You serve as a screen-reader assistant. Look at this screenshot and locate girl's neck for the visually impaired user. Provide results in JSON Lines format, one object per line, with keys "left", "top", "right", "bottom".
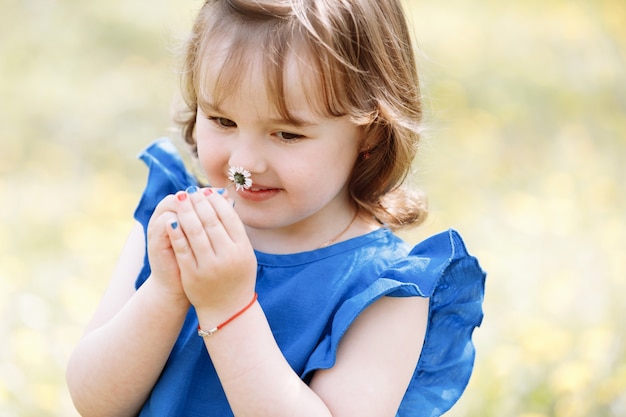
{"left": 247, "top": 209, "right": 381, "bottom": 254}
{"left": 318, "top": 209, "right": 360, "bottom": 249}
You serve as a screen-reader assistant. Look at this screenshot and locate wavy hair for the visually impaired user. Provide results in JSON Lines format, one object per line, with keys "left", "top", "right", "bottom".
{"left": 177, "top": 0, "right": 427, "bottom": 229}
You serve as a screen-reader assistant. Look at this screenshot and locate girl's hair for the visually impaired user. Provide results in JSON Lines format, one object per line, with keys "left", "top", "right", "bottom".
{"left": 177, "top": 0, "right": 427, "bottom": 229}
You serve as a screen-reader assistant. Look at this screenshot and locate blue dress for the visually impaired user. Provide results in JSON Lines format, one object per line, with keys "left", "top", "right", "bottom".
{"left": 134, "top": 138, "right": 486, "bottom": 417}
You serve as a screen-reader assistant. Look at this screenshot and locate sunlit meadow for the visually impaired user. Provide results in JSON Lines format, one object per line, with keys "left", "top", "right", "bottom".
{"left": 1, "top": 0, "right": 624, "bottom": 416}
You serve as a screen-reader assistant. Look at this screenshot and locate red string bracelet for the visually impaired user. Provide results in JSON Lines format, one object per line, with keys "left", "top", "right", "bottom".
{"left": 197, "top": 293, "right": 258, "bottom": 337}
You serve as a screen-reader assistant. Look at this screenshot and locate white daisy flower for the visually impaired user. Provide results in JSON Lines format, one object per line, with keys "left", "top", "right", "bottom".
{"left": 227, "top": 166, "right": 253, "bottom": 191}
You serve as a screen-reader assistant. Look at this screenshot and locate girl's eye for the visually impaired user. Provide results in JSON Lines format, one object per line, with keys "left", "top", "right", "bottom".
{"left": 208, "top": 116, "right": 236, "bottom": 128}
{"left": 276, "top": 131, "right": 303, "bottom": 141}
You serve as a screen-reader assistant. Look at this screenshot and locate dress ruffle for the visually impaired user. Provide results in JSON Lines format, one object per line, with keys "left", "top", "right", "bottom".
{"left": 302, "top": 230, "right": 485, "bottom": 417}
{"left": 133, "top": 138, "right": 197, "bottom": 288}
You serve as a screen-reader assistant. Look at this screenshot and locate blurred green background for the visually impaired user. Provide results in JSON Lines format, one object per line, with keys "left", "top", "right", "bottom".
{"left": 1, "top": 0, "right": 624, "bottom": 416}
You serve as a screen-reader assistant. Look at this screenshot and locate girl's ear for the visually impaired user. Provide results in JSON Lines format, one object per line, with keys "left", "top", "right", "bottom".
{"left": 359, "top": 134, "right": 380, "bottom": 154}
{"left": 360, "top": 146, "right": 371, "bottom": 161}
{"left": 359, "top": 120, "right": 385, "bottom": 153}
{"left": 359, "top": 139, "right": 378, "bottom": 161}
{"left": 359, "top": 140, "right": 375, "bottom": 153}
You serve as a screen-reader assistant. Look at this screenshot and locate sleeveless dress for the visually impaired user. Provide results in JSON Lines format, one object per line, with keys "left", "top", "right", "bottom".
{"left": 133, "top": 138, "right": 486, "bottom": 417}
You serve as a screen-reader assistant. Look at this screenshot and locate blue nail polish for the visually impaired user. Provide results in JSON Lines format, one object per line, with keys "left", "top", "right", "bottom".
{"left": 217, "top": 188, "right": 226, "bottom": 195}
{"left": 171, "top": 221, "right": 179, "bottom": 230}
{"left": 186, "top": 185, "right": 199, "bottom": 193}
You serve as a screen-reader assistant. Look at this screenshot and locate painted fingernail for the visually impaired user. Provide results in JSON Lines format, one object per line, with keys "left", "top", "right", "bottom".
{"left": 203, "top": 188, "right": 213, "bottom": 196}
{"left": 170, "top": 220, "right": 179, "bottom": 230}
{"left": 186, "top": 185, "right": 199, "bottom": 194}
{"left": 176, "top": 191, "right": 187, "bottom": 201}
{"left": 217, "top": 188, "right": 226, "bottom": 195}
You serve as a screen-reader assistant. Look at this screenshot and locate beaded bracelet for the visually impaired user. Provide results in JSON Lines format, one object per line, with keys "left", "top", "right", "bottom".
{"left": 197, "top": 293, "right": 259, "bottom": 337}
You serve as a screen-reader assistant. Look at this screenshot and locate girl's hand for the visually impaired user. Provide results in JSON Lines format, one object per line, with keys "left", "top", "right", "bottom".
{"left": 146, "top": 195, "right": 188, "bottom": 303}
{"left": 167, "top": 187, "right": 257, "bottom": 316}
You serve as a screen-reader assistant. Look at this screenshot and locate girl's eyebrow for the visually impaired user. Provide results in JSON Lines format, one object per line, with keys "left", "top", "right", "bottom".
{"left": 267, "top": 115, "right": 317, "bottom": 128}
{"left": 198, "top": 99, "right": 222, "bottom": 114}
{"left": 199, "top": 98, "right": 317, "bottom": 128}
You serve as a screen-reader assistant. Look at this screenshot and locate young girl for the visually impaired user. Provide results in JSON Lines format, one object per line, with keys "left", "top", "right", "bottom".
{"left": 66, "top": 0, "right": 485, "bottom": 416}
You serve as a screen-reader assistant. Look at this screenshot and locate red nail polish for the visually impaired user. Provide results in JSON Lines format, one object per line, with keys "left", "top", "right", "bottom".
{"left": 176, "top": 192, "right": 187, "bottom": 201}
{"left": 203, "top": 188, "right": 213, "bottom": 196}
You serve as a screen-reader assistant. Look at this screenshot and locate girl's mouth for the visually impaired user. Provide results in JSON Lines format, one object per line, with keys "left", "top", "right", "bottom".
{"left": 238, "top": 186, "right": 281, "bottom": 202}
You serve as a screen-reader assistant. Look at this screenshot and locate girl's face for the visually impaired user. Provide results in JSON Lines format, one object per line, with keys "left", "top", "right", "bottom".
{"left": 195, "top": 51, "right": 364, "bottom": 252}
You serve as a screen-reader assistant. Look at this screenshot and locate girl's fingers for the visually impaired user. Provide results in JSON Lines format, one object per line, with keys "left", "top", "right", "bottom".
{"left": 187, "top": 188, "right": 234, "bottom": 249}
{"left": 170, "top": 186, "right": 244, "bottom": 263}
{"left": 150, "top": 193, "right": 178, "bottom": 222}
{"left": 171, "top": 189, "right": 214, "bottom": 262}
{"left": 166, "top": 216, "right": 197, "bottom": 266}
{"left": 206, "top": 190, "right": 247, "bottom": 243}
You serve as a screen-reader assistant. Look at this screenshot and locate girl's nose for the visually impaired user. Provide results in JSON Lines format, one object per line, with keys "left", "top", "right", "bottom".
{"left": 228, "top": 135, "right": 267, "bottom": 175}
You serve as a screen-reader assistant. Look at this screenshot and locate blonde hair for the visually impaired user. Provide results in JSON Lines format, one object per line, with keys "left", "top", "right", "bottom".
{"left": 177, "top": 0, "right": 427, "bottom": 229}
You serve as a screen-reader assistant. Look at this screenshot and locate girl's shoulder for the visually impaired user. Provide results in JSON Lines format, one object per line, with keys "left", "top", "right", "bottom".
{"left": 296, "top": 228, "right": 486, "bottom": 417}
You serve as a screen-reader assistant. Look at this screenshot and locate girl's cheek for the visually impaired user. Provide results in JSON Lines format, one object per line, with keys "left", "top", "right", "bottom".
{"left": 198, "top": 158, "right": 228, "bottom": 187}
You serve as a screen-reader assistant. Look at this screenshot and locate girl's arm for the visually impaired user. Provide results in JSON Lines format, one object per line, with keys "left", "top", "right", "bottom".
{"left": 66, "top": 221, "right": 190, "bottom": 417}
{"left": 309, "top": 295, "right": 429, "bottom": 416}
{"left": 197, "top": 293, "right": 427, "bottom": 417}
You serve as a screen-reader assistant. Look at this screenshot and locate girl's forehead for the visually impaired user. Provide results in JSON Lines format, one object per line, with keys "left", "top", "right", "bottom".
{"left": 198, "top": 40, "right": 328, "bottom": 117}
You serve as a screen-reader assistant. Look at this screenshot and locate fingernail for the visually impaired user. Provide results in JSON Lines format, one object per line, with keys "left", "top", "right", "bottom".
{"left": 186, "top": 185, "right": 199, "bottom": 194}
{"left": 203, "top": 188, "right": 213, "bottom": 196}
{"left": 176, "top": 191, "right": 187, "bottom": 201}
{"left": 217, "top": 188, "right": 226, "bottom": 195}
{"left": 170, "top": 220, "right": 179, "bottom": 230}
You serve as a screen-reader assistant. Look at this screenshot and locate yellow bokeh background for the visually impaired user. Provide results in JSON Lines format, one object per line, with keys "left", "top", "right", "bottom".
{"left": 1, "top": 0, "right": 624, "bottom": 416}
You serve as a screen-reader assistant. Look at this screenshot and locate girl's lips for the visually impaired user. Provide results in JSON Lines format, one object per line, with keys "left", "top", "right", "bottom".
{"left": 237, "top": 186, "right": 281, "bottom": 202}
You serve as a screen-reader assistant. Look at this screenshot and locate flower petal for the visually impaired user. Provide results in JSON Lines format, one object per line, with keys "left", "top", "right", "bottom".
{"left": 227, "top": 166, "right": 252, "bottom": 190}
